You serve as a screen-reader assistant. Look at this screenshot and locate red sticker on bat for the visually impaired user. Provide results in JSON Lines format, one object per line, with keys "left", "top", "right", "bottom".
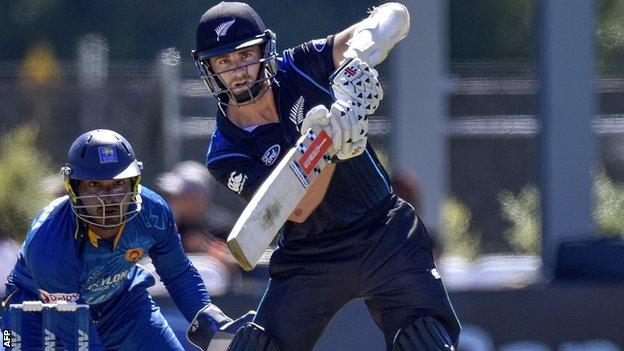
{"left": 297, "top": 130, "right": 331, "bottom": 175}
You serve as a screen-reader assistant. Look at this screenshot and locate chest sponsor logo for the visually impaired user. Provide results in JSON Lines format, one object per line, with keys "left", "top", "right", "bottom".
{"left": 289, "top": 95, "right": 305, "bottom": 131}
{"left": 261, "top": 144, "right": 281, "bottom": 166}
{"left": 86, "top": 269, "right": 130, "bottom": 292}
{"left": 39, "top": 289, "right": 80, "bottom": 303}
{"left": 125, "top": 247, "right": 144, "bottom": 262}
{"left": 228, "top": 171, "right": 247, "bottom": 194}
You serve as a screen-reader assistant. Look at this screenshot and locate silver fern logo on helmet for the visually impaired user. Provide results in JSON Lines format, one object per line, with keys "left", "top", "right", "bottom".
{"left": 215, "top": 19, "right": 235, "bottom": 41}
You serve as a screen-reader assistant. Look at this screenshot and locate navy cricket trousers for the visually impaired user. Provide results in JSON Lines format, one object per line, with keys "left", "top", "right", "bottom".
{"left": 254, "top": 197, "right": 461, "bottom": 350}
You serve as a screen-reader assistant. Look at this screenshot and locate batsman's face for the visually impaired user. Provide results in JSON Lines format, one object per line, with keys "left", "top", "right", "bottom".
{"left": 76, "top": 179, "right": 132, "bottom": 227}
{"left": 209, "top": 45, "right": 263, "bottom": 95}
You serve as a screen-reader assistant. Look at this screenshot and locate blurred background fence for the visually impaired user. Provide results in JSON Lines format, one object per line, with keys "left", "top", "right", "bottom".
{"left": 3, "top": 55, "right": 624, "bottom": 253}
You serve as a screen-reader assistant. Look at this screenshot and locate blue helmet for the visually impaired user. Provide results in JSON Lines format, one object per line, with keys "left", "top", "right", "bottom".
{"left": 62, "top": 129, "right": 143, "bottom": 228}
{"left": 64, "top": 129, "right": 142, "bottom": 180}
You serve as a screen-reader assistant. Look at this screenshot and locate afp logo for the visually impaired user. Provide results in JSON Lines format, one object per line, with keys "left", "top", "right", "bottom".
{"left": 261, "top": 145, "right": 281, "bottom": 166}
{"left": 3, "top": 329, "right": 15, "bottom": 349}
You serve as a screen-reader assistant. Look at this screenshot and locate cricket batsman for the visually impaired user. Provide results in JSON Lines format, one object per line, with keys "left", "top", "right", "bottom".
{"left": 1, "top": 129, "right": 250, "bottom": 350}
{"left": 192, "top": 2, "right": 461, "bottom": 350}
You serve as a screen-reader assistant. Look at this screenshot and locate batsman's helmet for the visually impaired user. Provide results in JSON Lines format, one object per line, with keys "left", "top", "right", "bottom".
{"left": 62, "top": 129, "right": 143, "bottom": 228}
{"left": 192, "top": 2, "right": 277, "bottom": 106}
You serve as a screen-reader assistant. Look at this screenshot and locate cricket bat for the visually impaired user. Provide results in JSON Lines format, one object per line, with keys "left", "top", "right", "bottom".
{"left": 227, "top": 126, "right": 335, "bottom": 271}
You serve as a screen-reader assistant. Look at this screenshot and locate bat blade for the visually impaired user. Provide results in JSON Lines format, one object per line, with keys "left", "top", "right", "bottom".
{"left": 227, "top": 128, "right": 334, "bottom": 271}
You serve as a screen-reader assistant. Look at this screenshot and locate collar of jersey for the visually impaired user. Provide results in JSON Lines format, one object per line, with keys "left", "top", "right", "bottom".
{"left": 216, "top": 79, "right": 284, "bottom": 143}
{"left": 86, "top": 223, "right": 125, "bottom": 249}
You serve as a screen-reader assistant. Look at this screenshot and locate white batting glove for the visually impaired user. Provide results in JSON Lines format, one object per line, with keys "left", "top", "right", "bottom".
{"left": 331, "top": 57, "right": 383, "bottom": 116}
{"left": 301, "top": 105, "right": 331, "bottom": 136}
{"left": 301, "top": 102, "right": 368, "bottom": 161}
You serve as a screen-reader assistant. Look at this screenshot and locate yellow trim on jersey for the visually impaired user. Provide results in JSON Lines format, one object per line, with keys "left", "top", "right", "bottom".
{"left": 87, "top": 223, "right": 126, "bottom": 249}
{"left": 87, "top": 229, "right": 99, "bottom": 247}
{"left": 112, "top": 223, "right": 125, "bottom": 249}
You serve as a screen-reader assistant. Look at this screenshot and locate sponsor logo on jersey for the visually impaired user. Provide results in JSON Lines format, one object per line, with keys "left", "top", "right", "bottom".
{"left": 125, "top": 247, "right": 144, "bottom": 262}
{"left": 86, "top": 270, "right": 130, "bottom": 292}
{"left": 261, "top": 144, "right": 281, "bottom": 166}
{"left": 227, "top": 171, "right": 247, "bottom": 194}
{"left": 289, "top": 96, "right": 305, "bottom": 131}
{"left": 98, "top": 145, "right": 118, "bottom": 164}
{"left": 39, "top": 290, "right": 80, "bottom": 303}
{"left": 311, "top": 39, "right": 326, "bottom": 52}
{"left": 215, "top": 19, "right": 235, "bottom": 41}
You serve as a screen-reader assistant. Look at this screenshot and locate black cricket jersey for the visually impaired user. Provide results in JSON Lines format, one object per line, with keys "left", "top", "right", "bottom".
{"left": 205, "top": 36, "right": 393, "bottom": 242}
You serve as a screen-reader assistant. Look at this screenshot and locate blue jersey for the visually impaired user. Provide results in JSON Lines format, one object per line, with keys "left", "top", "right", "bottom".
{"left": 7, "top": 186, "right": 210, "bottom": 348}
{"left": 206, "top": 36, "right": 393, "bottom": 241}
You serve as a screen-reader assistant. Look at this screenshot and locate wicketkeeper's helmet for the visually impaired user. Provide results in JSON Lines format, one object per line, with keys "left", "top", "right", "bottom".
{"left": 62, "top": 129, "right": 143, "bottom": 228}
{"left": 192, "top": 2, "right": 277, "bottom": 106}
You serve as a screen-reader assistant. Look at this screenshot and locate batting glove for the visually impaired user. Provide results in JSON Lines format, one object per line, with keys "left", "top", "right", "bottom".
{"left": 301, "top": 101, "right": 367, "bottom": 161}
{"left": 331, "top": 57, "right": 383, "bottom": 116}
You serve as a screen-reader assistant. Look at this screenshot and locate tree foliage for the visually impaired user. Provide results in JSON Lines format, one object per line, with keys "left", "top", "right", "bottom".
{"left": 498, "top": 185, "right": 541, "bottom": 254}
{"left": 0, "top": 124, "right": 56, "bottom": 242}
{"left": 598, "top": 0, "right": 624, "bottom": 65}
{"left": 594, "top": 168, "right": 624, "bottom": 235}
{"left": 441, "top": 197, "right": 481, "bottom": 260}
{"left": 497, "top": 169, "right": 624, "bottom": 255}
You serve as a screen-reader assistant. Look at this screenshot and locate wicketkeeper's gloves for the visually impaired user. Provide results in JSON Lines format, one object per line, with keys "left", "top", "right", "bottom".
{"left": 187, "top": 303, "right": 256, "bottom": 351}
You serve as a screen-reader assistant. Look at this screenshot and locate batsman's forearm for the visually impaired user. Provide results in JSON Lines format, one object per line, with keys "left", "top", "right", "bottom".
{"left": 288, "top": 163, "right": 336, "bottom": 223}
{"left": 333, "top": 25, "right": 356, "bottom": 68}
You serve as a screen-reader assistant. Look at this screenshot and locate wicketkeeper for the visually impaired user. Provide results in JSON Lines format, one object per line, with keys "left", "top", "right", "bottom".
{"left": 2, "top": 129, "right": 251, "bottom": 350}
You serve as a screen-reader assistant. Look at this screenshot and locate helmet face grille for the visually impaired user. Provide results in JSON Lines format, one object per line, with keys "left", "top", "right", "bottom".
{"left": 71, "top": 192, "right": 142, "bottom": 228}
{"left": 193, "top": 30, "right": 278, "bottom": 106}
{"left": 63, "top": 129, "right": 144, "bottom": 228}
{"left": 193, "top": 3, "right": 278, "bottom": 106}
